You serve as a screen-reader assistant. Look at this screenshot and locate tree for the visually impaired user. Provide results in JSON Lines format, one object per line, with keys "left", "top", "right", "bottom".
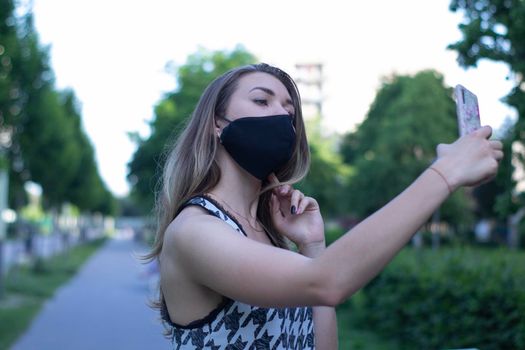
{"left": 1, "top": 2, "right": 114, "bottom": 214}
{"left": 59, "top": 90, "right": 115, "bottom": 215}
{"left": 340, "top": 70, "right": 474, "bottom": 227}
{"left": 296, "top": 115, "right": 351, "bottom": 217}
{"left": 127, "top": 46, "right": 256, "bottom": 212}
{"left": 1, "top": 0, "right": 26, "bottom": 208}
{"left": 448, "top": 0, "right": 525, "bottom": 219}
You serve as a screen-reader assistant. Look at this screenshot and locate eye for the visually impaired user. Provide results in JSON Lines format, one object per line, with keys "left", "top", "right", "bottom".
{"left": 253, "top": 99, "right": 268, "bottom": 106}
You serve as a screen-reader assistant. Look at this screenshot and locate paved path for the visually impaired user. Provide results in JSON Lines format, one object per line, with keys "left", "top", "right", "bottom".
{"left": 11, "top": 234, "right": 170, "bottom": 350}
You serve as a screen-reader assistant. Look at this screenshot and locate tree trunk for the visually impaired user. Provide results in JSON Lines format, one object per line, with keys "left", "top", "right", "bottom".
{"left": 508, "top": 208, "right": 525, "bottom": 249}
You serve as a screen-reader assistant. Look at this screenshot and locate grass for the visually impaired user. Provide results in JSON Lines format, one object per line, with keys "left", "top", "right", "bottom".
{"left": 0, "top": 237, "right": 107, "bottom": 350}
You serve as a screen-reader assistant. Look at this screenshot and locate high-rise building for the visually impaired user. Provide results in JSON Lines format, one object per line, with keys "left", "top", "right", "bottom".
{"left": 294, "top": 63, "right": 323, "bottom": 119}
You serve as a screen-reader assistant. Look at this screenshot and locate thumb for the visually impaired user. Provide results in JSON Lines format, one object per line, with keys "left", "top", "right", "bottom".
{"left": 436, "top": 143, "right": 452, "bottom": 157}
{"left": 471, "top": 125, "right": 492, "bottom": 139}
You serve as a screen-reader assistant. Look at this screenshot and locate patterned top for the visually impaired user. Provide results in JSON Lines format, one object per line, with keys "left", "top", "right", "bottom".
{"left": 162, "top": 195, "right": 315, "bottom": 349}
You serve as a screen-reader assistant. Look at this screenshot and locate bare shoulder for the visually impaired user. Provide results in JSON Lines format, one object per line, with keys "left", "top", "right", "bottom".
{"left": 162, "top": 205, "right": 238, "bottom": 257}
{"left": 160, "top": 203, "right": 323, "bottom": 308}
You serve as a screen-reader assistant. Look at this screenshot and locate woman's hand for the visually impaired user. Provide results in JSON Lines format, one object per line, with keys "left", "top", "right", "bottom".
{"left": 432, "top": 126, "right": 503, "bottom": 191}
{"left": 268, "top": 174, "right": 325, "bottom": 256}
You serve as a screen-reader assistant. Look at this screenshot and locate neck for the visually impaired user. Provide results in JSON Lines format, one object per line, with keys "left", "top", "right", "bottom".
{"left": 209, "top": 149, "right": 262, "bottom": 220}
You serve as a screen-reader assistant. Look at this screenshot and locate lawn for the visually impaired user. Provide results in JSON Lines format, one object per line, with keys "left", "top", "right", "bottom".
{"left": 0, "top": 237, "right": 106, "bottom": 350}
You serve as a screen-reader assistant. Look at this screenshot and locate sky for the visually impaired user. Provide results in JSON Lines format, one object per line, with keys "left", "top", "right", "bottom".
{"left": 30, "top": 0, "right": 517, "bottom": 197}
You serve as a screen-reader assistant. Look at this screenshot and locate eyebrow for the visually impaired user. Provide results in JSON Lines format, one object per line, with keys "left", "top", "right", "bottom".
{"left": 249, "top": 86, "right": 294, "bottom": 105}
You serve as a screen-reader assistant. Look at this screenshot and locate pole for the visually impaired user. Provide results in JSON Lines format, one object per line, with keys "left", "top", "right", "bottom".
{"left": 0, "top": 166, "right": 9, "bottom": 299}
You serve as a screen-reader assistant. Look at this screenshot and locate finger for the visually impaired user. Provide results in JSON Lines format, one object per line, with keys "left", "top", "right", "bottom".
{"left": 268, "top": 173, "right": 285, "bottom": 195}
{"left": 290, "top": 190, "right": 304, "bottom": 215}
{"left": 436, "top": 143, "right": 452, "bottom": 157}
{"left": 494, "top": 150, "right": 504, "bottom": 161}
{"left": 472, "top": 125, "right": 492, "bottom": 139}
{"left": 268, "top": 174, "right": 291, "bottom": 196}
{"left": 297, "top": 196, "right": 317, "bottom": 215}
{"left": 490, "top": 140, "right": 503, "bottom": 151}
{"left": 270, "top": 193, "right": 284, "bottom": 219}
{"left": 277, "top": 184, "right": 293, "bottom": 196}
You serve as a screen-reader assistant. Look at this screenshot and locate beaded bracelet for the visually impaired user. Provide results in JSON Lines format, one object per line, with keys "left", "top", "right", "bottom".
{"left": 429, "top": 166, "right": 453, "bottom": 195}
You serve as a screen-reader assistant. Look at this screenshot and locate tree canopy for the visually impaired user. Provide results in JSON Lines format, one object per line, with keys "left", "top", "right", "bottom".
{"left": 127, "top": 46, "right": 256, "bottom": 212}
{"left": 0, "top": 0, "right": 115, "bottom": 215}
{"left": 340, "top": 70, "right": 474, "bottom": 224}
{"left": 296, "top": 115, "right": 351, "bottom": 217}
{"left": 448, "top": 0, "right": 525, "bottom": 217}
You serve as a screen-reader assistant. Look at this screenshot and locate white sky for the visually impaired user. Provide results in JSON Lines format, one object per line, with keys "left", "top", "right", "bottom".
{"left": 31, "top": 0, "right": 517, "bottom": 197}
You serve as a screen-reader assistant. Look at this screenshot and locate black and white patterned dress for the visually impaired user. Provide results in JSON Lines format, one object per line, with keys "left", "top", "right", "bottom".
{"left": 162, "top": 196, "right": 315, "bottom": 349}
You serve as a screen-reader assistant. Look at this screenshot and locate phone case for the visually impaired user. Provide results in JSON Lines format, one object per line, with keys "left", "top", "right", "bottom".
{"left": 454, "top": 84, "right": 481, "bottom": 137}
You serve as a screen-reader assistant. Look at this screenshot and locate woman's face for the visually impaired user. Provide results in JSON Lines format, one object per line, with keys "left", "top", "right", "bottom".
{"left": 224, "top": 72, "right": 295, "bottom": 120}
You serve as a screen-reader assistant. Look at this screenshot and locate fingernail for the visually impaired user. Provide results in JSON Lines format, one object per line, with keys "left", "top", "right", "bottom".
{"left": 291, "top": 206, "right": 296, "bottom": 215}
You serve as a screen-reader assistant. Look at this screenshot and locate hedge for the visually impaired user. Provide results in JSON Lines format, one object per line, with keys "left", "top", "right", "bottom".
{"left": 359, "top": 247, "right": 525, "bottom": 350}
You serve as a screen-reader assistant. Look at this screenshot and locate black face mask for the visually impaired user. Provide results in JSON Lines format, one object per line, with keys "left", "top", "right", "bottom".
{"left": 219, "top": 114, "right": 296, "bottom": 180}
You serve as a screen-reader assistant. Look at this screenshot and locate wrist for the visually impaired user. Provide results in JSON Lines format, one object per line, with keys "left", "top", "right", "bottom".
{"left": 298, "top": 240, "right": 326, "bottom": 258}
{"left": 429, "top": 159, "right": 460, "bottom": 193}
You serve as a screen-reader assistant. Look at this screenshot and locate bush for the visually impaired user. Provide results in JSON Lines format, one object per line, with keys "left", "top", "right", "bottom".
{"left": 360, "top": 247, "right": 525, "bottom": 350}
{"left": 325, "top": 225, "right": 345, "bottom": 246}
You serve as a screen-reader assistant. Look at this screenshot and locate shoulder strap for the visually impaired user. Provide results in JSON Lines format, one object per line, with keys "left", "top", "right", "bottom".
{"left": 182, "top": 195, "right": 247, "bottom": 237}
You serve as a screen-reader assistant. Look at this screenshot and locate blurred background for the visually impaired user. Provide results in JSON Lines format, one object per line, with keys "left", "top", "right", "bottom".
{"left": 0, "top": 0, "right": 524, "bottom": 349}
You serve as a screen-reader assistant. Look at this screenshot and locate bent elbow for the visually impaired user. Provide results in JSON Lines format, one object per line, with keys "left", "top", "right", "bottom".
{"left": 318, "top": 289, "right": 344, "bottom": 307}
{"left": 313, "top": 276, "right": 347, "bottom": 307}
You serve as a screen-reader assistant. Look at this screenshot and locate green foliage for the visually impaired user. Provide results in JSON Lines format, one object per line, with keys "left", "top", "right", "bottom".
{"left": 336, "top": 292, "right": 402, "bottom": 350}
{"left": 494, "top": 127, "right": 520, "bottom": 219}
{"left": 20, "top": 87, "right": 81, "bottom": 206}
{"left": 360, "top": 247, "right": 525, "bottom": 349}
{"left": 127, "top": 46, "right": 256, "bottom": 212}
{"left": 449, "top": 0, "right": 525, "bottom": 217}
{"left": 341, "top": 70, "right": 473, "bottom": 224}
{"left": 336, "top": 302, "right": 401, "bottom": 349}
{"left": 296, "top": 116, "right": 352, "bottom": 217}
{"left": 0, "top": 2, "right": 114, "bottom": 214}
{"left": 324, "top": 225, "right": 345, "bottom": 246}
{"left": 0, "top": 299, "right": 40, "bottom": 350}
{"left": 520, "top": 217, "right": 525, "bottom": 249}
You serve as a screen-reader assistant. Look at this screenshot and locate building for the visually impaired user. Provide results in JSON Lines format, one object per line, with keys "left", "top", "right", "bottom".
{"left": 294, "top": 63, "right": 324, "bottom": 119}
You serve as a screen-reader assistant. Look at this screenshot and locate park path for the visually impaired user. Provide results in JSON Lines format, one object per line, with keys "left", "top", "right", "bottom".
{"left": 11, "top": 232, "right": 171, "bottom": 350}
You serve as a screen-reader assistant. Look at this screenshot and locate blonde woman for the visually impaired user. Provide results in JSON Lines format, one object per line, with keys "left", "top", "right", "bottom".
{"left": 148, "top": 63, "right": 502, "bottom": 349}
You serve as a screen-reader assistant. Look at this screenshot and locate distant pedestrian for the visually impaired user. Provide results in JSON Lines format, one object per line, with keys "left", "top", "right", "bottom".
{"left": 21, "top": 221, "right": 34, "bottom": 257}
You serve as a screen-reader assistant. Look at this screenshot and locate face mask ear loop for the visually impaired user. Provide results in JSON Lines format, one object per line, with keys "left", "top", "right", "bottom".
{"left": 219, "top": 116, "right": 233, "bottom": 123}
{"left": 215, "top": 116, "right": 232, "bottom": 144}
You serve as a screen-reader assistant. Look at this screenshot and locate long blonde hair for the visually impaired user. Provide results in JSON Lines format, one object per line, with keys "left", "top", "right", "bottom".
{"left": 146, "top": 63, "right": 310, "bottom": 261}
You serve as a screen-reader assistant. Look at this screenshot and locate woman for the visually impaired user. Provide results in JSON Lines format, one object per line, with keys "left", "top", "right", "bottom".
{"left": 148, "top": 63, "right": 503, "bottom": 349}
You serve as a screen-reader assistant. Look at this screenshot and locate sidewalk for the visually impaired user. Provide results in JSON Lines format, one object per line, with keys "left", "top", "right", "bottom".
{"left": 11, "top": 233, "right": 170, "bottom": 350}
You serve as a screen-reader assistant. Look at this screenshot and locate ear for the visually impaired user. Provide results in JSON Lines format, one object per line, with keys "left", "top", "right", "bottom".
{"left": 214, "top": 117, "right": 222, "bottom": 139}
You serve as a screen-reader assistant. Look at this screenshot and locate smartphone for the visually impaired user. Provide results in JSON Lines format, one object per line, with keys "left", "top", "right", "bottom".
{"left": 454, "top": 84, "right": 481, "bottom": 137}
